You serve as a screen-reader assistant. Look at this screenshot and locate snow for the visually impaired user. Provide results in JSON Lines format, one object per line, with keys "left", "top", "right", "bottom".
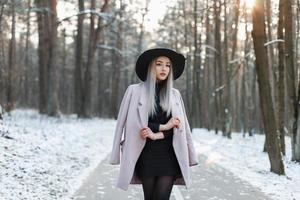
{"left": 192, "top": 128, "right": 300, "bottom": 200}
{"left": 0, "top": 109, "right": 115, "bottom": 200}
{"left": 0, "top": 109, "right": 299, "bottom": 200}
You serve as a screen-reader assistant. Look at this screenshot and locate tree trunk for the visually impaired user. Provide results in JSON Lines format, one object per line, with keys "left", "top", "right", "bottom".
{"left": 24, "top": 0, "right": 32, "bottom": 107}
{"left": 111, "top": 0, "right": 123, "bottom": 119}
{"left": 223, "top": 0, "right": 231, "bottom": 138}
{"left": 0, "top": 3, "right": 4, "bottom": 103}
{"left": 266, "top": 0, "right": 275, "bottom": 88}
{"left": 214, "top": 0, "right": 222, "bottom": 134}
{"left": 60, "top": 29, "right": 67, "bottom": 113}
{"left": 283, "top": 0, "right": 300, "bottom": 162}
{"left": 47, "top": 0, "right": 60, "bottom": 116}
{"left": 74, "top": 0, "right": 84, "bottom": 116}
{"left": 97, "top": 30, "right": 105, "bottom": 116}
{"left": 81, "top": 0, "right": 109, "bottom": 118}
{"left": 7, "top": 0, "right": 17, "bottom": 112}
{"left": 201, "top": 0, "right": 210, "bottom": 129}
{"left": 130, "top": 2, "right": 149, "bottom": 84}
{"left": 191, "top": 0, "right": 201, "bottom": 128}
{"left": 277, "top": 0, "right": 286, "bottom": 155}
{"left": 251, "top": 0, "right": 285, "bottom": 174}
{"left": 82, "top": 0, "right": 96, "bottom": 117}
{"left": 36, "top": 0, "right": 48, "bottom": 114}
{"left": 35, "top": 0, "right": 60, "bottom": 116}
{"left": 232, "top": 0, "right": 243, "bottom": 133}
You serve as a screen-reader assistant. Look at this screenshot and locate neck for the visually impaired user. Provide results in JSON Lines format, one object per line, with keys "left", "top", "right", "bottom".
{"left": 156, "top": 80, "right": 164, "bottom": 85}
{"left": 155, "top": 81, "right": 162, "bottom": 92}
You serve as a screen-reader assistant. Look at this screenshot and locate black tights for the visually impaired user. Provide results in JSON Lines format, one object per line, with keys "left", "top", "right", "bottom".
{"left": 141, "top": 175, "right": 175, "bottom": 200}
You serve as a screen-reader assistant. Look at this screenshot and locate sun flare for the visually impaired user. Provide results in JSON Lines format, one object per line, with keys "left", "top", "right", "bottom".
{"left": 243, "top": 0, "right": 256, "bottom": 9}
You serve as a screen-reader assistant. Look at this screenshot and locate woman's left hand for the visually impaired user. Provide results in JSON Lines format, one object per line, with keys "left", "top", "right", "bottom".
{"left": 140, "top": 127, "right": 156, "bottom": 140}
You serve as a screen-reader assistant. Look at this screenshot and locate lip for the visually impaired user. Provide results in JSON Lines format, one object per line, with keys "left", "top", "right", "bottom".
{"left": 160, "top": 73, "right": 166, "bottom": 76}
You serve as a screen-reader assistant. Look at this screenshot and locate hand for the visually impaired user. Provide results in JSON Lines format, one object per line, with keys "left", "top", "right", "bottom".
{"left": 165, "top": 117, "right": 180, "bottom": 130}
{"left": 140, "top": 127, "right": 156, "bottom": 140}
{"left": 140, "top": 128, "right": 148, "bottom": 139}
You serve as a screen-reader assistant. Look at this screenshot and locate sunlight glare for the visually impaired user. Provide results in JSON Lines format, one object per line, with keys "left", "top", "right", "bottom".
{"left": 144, "top": 0, "right": 175, "bottom": 32}
{"left": 243, "top": 0, "right": 256, "bottom": 9}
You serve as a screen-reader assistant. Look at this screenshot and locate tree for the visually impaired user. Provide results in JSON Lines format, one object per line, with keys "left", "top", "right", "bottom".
{"left": 213, "top": 0, "right": 222, "bottom": 135}
{"left": 75, "top": 0, "right": 110, "bottom": 118}
{"left": 74, "top": 0, "right": 85, "bottom": 117}
{"left": 251, "top": 0, "right": 284, "bottom": 174}
{"left": 7, "top": 0, "right": 17, "bottom": 112}
{"left": 283, "top": 0, "right": 300, "bottom": 162}
{"left": 35, "top": 0, "right": 60, "bottom": 116}
{"left": 110, "top": 0, "right": 123, "bottom": 119}
{"left": 277, "top": 0, "right": 286, "bottom": 156}
{"left": 23, "top": 0, "right": 32, "bottom": 106}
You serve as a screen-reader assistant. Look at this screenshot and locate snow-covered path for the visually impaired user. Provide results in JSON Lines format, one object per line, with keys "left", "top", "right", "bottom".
{"left": 72, "top": 153, "right": 272, "bottom": 200}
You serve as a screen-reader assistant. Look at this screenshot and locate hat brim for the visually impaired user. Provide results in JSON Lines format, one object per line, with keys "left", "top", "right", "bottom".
{"left": 135, "top": 48, "right": 186, "bottom": 82}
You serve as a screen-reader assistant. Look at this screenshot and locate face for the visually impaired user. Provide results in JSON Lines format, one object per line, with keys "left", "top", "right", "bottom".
{"left": 153, "top": 56, "right": 171, "bottom": 82}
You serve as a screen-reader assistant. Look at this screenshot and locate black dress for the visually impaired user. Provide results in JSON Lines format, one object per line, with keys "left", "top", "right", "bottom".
{"left": 135, "top": 83, "right": 182, "bottom": 178}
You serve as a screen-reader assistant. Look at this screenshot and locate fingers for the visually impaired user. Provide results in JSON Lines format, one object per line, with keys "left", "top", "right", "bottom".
{"left": 173, "top": 117, "right": 180, "bottom": 128}
{"left": 140, "top": 128, "right": 149, "bottom": 139}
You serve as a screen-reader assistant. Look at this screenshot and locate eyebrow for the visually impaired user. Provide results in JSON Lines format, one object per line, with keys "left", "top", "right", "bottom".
{"left": 156, "top": 60, "right": 171, "bottom": 64}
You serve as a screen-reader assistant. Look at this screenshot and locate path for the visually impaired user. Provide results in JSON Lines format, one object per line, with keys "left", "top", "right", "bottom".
{"left": 72, "top": 154, "right": 273, "bottom": 200}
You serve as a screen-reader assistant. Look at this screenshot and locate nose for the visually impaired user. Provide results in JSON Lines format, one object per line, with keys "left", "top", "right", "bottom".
{"left": 162, "top": 64, "right": 168, "bottom": 70}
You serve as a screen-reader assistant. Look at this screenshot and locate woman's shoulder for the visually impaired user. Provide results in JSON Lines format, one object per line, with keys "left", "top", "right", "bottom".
{"left": 171, "top": 87, "right": 181, "bottom": 96}
{"left": 123, "top": 83, "right": 144, "bottom": 96}
{"left": 127, "top": 83, "right": 142, "bottom": 90}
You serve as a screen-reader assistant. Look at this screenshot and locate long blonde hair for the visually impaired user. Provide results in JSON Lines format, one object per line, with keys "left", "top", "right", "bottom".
{"left": 145, "top": 57, "right": 174, "bottom": 118}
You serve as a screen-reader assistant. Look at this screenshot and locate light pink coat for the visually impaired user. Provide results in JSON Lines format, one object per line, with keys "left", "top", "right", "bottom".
{"left": 109, "top": 82, "right": 199, "bottom": 191}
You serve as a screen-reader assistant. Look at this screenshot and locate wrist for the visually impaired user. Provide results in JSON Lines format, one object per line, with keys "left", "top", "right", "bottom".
{"left": 161, "top": 124, "right": 168, "bottom": 131}
{"left": 153, "top": 133, "right": 157, "bottom": 140}
{"left": 158, "top": 132, "right": 164, "bottom": 139}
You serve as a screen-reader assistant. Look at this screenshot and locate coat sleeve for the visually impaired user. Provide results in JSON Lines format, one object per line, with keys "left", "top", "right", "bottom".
{"left": 177, "top": 90, "right": 199, "bottom": 166}
{"left": 109, "top": 85, "right": 133, "bottom": 165}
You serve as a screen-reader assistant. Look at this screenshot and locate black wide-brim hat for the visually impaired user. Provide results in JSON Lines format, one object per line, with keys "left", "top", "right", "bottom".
{"left": 135, "top": 48, "right": 186, "bottom": 82}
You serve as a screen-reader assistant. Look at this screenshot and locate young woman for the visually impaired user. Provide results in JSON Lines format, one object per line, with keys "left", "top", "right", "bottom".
{"left": 109, "top": 48, "right": 199, "bottom": 200}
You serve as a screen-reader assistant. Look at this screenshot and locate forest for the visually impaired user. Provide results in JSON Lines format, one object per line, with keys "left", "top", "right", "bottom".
{"left": 0, "top": 0, "right": 300, "bottom": 183}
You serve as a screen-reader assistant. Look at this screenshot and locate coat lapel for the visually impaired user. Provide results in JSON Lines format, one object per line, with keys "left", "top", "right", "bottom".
{"left": 138, "top": 83, "right": 148, "bottom": 127}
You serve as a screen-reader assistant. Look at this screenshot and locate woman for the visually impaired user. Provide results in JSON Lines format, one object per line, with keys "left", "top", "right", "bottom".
{"left": 109, "top": 48, "right": 199, "bottom": 200}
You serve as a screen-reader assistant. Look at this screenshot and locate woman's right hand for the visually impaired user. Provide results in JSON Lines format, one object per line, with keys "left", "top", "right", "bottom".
{"left": 140, "top": 127, "right": 157, "bottom": 140}
{"left": 140, "top": 127, "right": 149, "bottom": 139}
{"left": 164, "top": 117, "right": 180, "bottom": 130}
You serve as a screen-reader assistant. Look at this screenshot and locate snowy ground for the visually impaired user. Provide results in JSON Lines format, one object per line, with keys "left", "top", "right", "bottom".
{"left": 0, "top": 109, "right": 115, "bottom": 200}
{"left": 0, "top": 109, "right": 299, "bottom": 200}
{"left": 192, "top": 129, "right": 300, "bottom": 200}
